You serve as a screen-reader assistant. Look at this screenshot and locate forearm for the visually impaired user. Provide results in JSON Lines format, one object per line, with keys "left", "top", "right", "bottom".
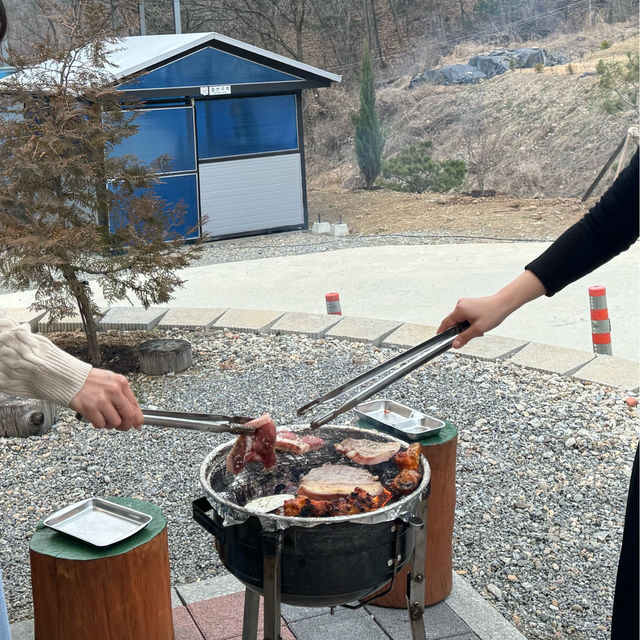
{"left": 0, "top": 309, "right": 91, "bottom": 405}
{"left": 495, "top": 269, "right": 547, "bottom": 315}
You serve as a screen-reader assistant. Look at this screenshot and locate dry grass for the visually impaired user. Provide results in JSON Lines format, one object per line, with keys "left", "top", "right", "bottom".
{"left": 305, "top": 19, "right": 639, "bottom": 198}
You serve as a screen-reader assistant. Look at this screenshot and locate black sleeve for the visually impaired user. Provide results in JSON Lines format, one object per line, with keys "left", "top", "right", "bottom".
{"left": 525, "top": 149, "right": 639, "bottom": 296}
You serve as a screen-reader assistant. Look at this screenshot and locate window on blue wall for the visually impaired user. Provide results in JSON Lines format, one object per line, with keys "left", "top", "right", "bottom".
{"left": 109, "top": 107, "right": 196, "bottom": 173}
{"left": 196, "top": 94, "right": 297, "bottom": 160}
{"left": 118, "top": 47, "right": 300, "bottom": 91}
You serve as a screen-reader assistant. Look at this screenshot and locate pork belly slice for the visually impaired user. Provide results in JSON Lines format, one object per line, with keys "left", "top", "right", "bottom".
{"left": 334, "top": 437, "right": 401, "bottom": 466}
{"left": 226, "top": 413, "right": 277, "bottom": 475}
{"left": 275, "top": 430, "right": 325, "bottom": 455}
{"left": 298, "top": 463, "right": 383, "bottom": 501}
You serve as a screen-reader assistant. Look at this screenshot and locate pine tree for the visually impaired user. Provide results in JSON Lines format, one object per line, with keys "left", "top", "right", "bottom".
{"left": 352, "top": 40, "right": 385, "bottom": 189}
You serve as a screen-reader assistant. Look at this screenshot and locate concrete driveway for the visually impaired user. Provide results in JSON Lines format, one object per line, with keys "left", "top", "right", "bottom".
{"left": 1, "top": 242, "right": 638, "bottom": 360}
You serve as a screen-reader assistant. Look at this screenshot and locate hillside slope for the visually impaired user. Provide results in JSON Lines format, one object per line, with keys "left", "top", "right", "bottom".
{"left": 305, "top": 20, "right": 638, "bottom": 199}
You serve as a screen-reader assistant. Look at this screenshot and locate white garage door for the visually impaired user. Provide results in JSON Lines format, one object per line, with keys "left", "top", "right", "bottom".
{"left": 199, "top": 154, "right": 304, "bottom": 238}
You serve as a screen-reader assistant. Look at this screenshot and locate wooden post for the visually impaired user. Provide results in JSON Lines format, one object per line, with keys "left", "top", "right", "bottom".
{"left": 368, "top": 421, "right": 458, "bottom": 607}
{"left": 138, "top": 338, "right": 192, "bottom": 375}
{"left": 30, "top": 497, "right": 174, "bottom": 640}
{"left": 0, "top": 392, "right": 57, "bottom": 438}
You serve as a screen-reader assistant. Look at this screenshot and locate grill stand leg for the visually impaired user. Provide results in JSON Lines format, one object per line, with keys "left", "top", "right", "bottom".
{"left": 242, "top": 587, "right": 260, "bottom": 640}
{"left": 262, "top": 530, "right": 283, "bottom": 640}
{"left": 406, "top": 497, "right": 429, "bottom": 640}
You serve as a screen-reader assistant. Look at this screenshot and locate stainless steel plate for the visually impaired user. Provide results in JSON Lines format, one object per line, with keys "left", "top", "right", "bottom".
{"left": 354, "top": 399, "right": 445, "bottom": 441}
{"left": 43, "top": 498, "right": 152, "bottom": 547}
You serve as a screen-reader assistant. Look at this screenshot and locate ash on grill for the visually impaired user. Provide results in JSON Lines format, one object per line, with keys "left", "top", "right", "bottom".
{"left": 210, "top": 426, "right": 419, "bottom": 516}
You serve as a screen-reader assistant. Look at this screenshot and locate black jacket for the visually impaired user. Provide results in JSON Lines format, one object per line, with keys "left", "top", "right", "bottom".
{"left": 526, "top": 149, "right": 639, "bottom": 296}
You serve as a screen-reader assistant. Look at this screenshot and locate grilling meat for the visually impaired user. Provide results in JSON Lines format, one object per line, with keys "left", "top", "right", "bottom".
{"left": 394, "top": 443, "right": 421, "bottom": 471}
{"left": 225, "top": 413, "right": 277, "bottom": 475}
{"left": 388, "top": 469, "right": 422, "bottom": 496}
{"left": 284, "top": 488, "right": 390, "bottom": 517}
{"left": 275, "top": 430, "right": 325, "bottom": 455}
{"left": 334, "top": 437, "right": 401, "bottom": 466}
{"left": 298, "top": 463, "right": 383, "bottom": 501}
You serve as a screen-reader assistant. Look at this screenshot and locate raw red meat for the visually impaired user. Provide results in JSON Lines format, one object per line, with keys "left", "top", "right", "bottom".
{"left": 298, "top": 463, "right": 383, "bottom": 501}
{"left": 334, "top": 437, "right": 401, "bottom": 466}
{"left": 225, "top": 413, "right": 277, "bottom": 475}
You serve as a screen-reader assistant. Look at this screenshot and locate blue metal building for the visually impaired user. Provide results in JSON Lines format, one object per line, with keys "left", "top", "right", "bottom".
{"left": 106, "top": 33, "right": 341, "bottom": 240}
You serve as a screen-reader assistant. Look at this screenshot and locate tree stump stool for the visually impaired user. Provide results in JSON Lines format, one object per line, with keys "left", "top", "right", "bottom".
{"left": 0, "top": 392, "right": 57, "bottom": 438}
{"left": 30, "top": 497, "right": 174, "bottom": 640}
{"left": 368, "top": 421, "right": 458, "bottom": 607}
{"left": 138, "top": 338, "right": 192, "bottom": 375}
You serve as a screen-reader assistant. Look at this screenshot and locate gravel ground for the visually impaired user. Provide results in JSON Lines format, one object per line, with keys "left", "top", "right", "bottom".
{"left": 187, "top": 228, "right": 543, "bottom": 268}
{"left": 1, "top": 329, "right": 638, "bottom": 640}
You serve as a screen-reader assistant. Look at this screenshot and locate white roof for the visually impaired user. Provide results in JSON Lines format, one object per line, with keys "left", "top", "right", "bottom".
{"left": 3, "top": 33, "right": 341, "bottom": 89}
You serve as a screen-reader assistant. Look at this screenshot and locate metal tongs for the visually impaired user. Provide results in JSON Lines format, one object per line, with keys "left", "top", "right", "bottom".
{"left": 77, "top": 409, "right": 256, "bottom": 434}
{"left": 140, "top": 409, "right": 256, "bottom": 434}
{"left": 297, "top": 321, "right": 470, "bottom": 429}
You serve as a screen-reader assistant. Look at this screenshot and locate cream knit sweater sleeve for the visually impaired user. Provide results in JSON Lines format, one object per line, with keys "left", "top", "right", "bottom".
{"left": 0, "top": 309, "right": 92, "bottom": 406}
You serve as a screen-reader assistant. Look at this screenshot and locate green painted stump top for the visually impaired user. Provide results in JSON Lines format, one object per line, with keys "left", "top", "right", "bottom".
{"left": 30, "top": 497, "right": 166, "bottom": 561}
{"left": 358, "top": 418, "right": 458, "bottom": 446}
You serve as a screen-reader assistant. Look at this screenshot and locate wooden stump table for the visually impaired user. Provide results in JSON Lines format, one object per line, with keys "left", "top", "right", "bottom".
{"left": 368, "top": 421, "right": 458, "bottom": 608}
{"left": 30, "top": 497, "right": 174, "bottom": 640}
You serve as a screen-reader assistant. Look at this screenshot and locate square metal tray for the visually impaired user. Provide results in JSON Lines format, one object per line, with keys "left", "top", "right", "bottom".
{"left": 43, "top": 498, "right": 152, "bottom": 547}
{"left": 354, "top": 399, "right": 445, "bottom": 441}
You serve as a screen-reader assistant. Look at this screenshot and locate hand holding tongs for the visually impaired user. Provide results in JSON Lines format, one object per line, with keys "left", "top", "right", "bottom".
{"left": 297, "top": 321, "right": 470, "bottom": 429}
{"left": 77, "top": 409, "right": 256, "bottom": 434}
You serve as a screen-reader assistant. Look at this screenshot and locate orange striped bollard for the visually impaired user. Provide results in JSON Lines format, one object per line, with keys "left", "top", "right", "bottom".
{"left": 325, "top": 292, "right": 342, "bottom": 315}
{"left": 589, "top": 285, "right": 612, "bottom": 355}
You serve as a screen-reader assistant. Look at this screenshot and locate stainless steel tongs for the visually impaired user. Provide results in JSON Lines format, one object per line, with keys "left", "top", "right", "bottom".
{"left": 297, "top": 321, "right": 470, "bottom": 429}
{"left": 77, "top": 409, "right": 256, "bottom": 434}
{"left": 140, "top": 409, "right": 256, "bottom": 434}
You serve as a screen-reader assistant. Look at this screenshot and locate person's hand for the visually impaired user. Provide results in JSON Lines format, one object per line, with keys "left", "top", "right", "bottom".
{"left": 69, "top": 368, "right": 144, "bottom": 431}
{"left": 438, "top": 270, "right": 547, "bottom": 349}
{"left": 438, "top": 294, "right": 513, "bottom": 348}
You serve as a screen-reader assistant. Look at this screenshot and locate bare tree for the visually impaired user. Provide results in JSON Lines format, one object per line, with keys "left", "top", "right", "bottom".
{"left": 457, "top": 112, "right": 505, "bottom": 194}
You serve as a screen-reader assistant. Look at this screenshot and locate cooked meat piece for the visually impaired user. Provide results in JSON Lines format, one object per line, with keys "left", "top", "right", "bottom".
{"left": 388, "top": 469, "right": 422, "bottom": 496}
{"left": 298, "top": 463, "right": 383, "bottom": 500}
{"left": 275, "top": 430, "right": 311, "bottom": 455}
{"left": 301, "top": 434, "right": 325, "bottom": 451}
{"left": 334, "top": 437, "right": 401, "bottom": 466}
{"left": 274, "top": 431, "right": 325, "bottom": 454}
{"left": 284, "top": 496, "right": 336, "bottom": 517}
{"left": 394, "top": 443, "right": 421, "bottom": 471}
{"left": 225, "top": 413, "right": 277, "bottom": 475}
{"left": 284, "top": 488, "right": 391, "bottom": 518}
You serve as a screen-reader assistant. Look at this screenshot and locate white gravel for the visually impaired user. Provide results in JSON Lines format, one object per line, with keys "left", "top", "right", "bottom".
{"left": 1, "top": 328, "right": 638, "bottom": 640}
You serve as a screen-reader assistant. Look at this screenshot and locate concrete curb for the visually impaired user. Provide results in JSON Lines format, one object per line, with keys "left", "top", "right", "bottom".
{"left": 16, "top": 305, "right": 637, "bottom": 392}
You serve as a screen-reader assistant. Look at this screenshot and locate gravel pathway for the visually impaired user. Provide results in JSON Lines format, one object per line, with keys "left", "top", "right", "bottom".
{"left": 1, "top": 329, "right": 638, "bottom": 640}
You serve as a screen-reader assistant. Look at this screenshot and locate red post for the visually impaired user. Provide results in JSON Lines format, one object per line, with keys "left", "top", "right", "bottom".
{"left": 325, "top": 292, "right": 342, "bottom": 315}
{"left": 589, "top": 286, "right": 612, "bottom": 355}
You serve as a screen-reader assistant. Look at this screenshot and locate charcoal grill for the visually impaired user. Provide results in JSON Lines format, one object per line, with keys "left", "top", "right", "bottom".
{"left": 193, "top": 425, "right": 431, "bottom": 640}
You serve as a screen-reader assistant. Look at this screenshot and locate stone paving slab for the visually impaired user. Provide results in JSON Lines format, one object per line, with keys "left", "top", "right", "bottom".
{"left": 446, "top": 573, "right": 527, "bottom": 640}
{"left": 37, "top": 312, "right": 87, "bottom": 333}
{"left": 187, "top": 591, "right": 295, "bottom": 640}
{"left": 366, "top": 602, "right": 477, "bottom": 640}
{"left": 268, "top": 311, "right": 342, "bottom": 339}
{"left": 176, "top": 574, "right": 243, "bottom": 604}
{"left": 173, "top": 607, "right": 205, "bottom": 640}
{"left": 157, "top": 307, "right": 227, "bottom": 330}
{"left": 382, "top": 323, "right": 438, "bottom": 348}
{"left": 325, "top": 315, "right": 403, "bottom": 346}
{"left": 572, "top": 355, "right": 640, "bottom": 391}
{"left": 506, "top": 342, "right": 596, "bottom": 375}
{"left": 99, "top": 306, "right": 168, "bottom": 331}
{"left": 287, "top": 607, "right": 386, "bottom": 640}
{"left": 212, "top": 308, "right": 285, "bottom": 334}
{"left": 3, "top": 308, "right": 47, "bottom": 332}
{"left": 458, "top": 335, "right": 528, "bottom": 361}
